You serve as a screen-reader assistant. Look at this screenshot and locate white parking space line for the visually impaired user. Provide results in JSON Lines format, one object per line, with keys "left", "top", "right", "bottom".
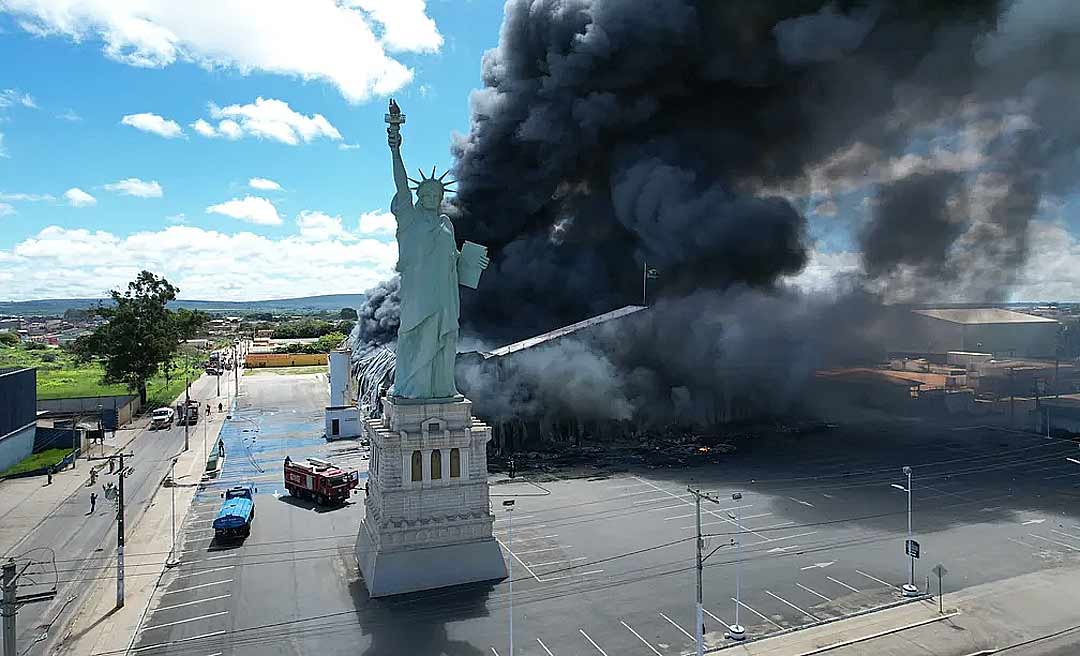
{"left": 642, "top": 503, "right": 693, "bottom": 513}
{"left": 634, "top": 477, "right": 769, "bottom": 539}
{"left": 162, "top": 580, "right": 233, "bottom": 595}
{"left": 796, "top": 583, "right": 831, "bottom": 602}
{"left": 507, "top": 534, "right": 559, "bottom": 544}
{"left": 752, "top": 521, "right": 796, "bottom": 531}
{"left": 530, "top": 557, "right": 587, "bottom": 567}
{"left": 766, "top": 590, "right": 817, "bottom": 620}
{"left": 139, "top": 611, "right": 229, "bottom": 632}
{"left": 657, "top": 611, "right": 694, "bottom": 640}
{"left": 491, "top": 648, "right": 499, "bottom": 656}
{"left": 494, "top": 537, "right": 543, "bottom": 582}
{"left": 788, "top": 497, "right": 815, "bottom": 507}
{"left": 703, "top": 607, "right": 728, "bottom": 627}
{"left": 616, "top": 489, "right": 673, "bottom": 499}
{"left": 153, "top": 594, "right": 231, "bottom": 613}
{"left": 174, "top": 566, "right": 235, "bottom": 580}
{"left": 1041, "top": 471, "right": 1080, "bottom": 481}
{"left": 1050, "top": 530, "right": 1080, "bottom": 542}
{"left": 826, "top": 576, "right": 860, "bottom": 593}
{"left": 681, "top": 512, "right": 771, "bottom": 530}
{"left": 855, "top": 570, "right": 897, "bottom": 589}
{"left": 579, "top": 628, "right": 609, "bottom": 655}
{"left": 131, "top": 631, "right": 227, "bottom": 653}
{"left": 731, "top": 598, "right": 783, "bottom": 629}
{"left": 513, "top": 546, "right": 567, "bottom": 555}
{"left": 621, "top": 621, "right": 662, "bottom": 655}
{"left": 204, "top": 652, "right": 222, "bottom": 656}
{"left": 539, "top": 569, "right": 603, "bottom": 582}
{"left": 494, "top": 515, "right": 534, "bottom": 523}
{"left": 634, "top": 496, "right": 689, "bottom": 506}
{"left": 1028, "top": 533, "right": 1080, "bottom": 552}
{"left": 494, "top": 524, "right": 547, "bottom": 535}
{"left": 665, "top": 505, "right": 751, "bottom": 522}
{"left": 609, "top": 482, "right": 652, "bottom": 491}
{"left": 536, "top": 637, "right": 555, "bottom": 656}
{"left": 758, "top": 531, "right": 818, "bottom": 544}
{"left": 821, "top": 493, "right": 835, "bottom": 499}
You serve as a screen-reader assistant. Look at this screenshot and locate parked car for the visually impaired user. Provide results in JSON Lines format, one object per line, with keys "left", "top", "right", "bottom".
{"left": 149, "top": 407, "right": 175, "bottom": 430}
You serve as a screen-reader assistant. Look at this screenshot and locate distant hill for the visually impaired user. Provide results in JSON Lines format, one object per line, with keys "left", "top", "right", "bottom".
{"left": 0, "top": 294, "right": 367, "bottom": 316}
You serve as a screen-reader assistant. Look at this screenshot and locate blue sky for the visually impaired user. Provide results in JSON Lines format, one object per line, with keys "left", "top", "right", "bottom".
{"left": 0, "top": 0, "right": 504, "bottom": 300}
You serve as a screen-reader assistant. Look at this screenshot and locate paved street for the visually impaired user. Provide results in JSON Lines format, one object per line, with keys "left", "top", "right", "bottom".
{"left": 125, "top": 374, "right": 1080, "bottom": 656}
{"left": 2, "top": 369, "right": 236, "bottom": 656}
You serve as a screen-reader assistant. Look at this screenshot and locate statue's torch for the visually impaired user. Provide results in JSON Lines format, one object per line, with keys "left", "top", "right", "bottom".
{"left": 385, "top": 98, "right": 405, "bottom": 138}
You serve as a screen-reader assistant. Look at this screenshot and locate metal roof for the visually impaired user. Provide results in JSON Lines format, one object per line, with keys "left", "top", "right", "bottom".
{"left": 485, "top": 305, "right": 647, "bottom": 358}
{"left": 913, "top": 308, "right": 1058, "bottom": 325}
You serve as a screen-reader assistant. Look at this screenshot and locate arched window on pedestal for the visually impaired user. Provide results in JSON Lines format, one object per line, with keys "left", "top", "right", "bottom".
{"left": 411, "top": 450, "right": 422, "bottom": 482}
{"left": 431, "top": 449, "right": 442, "bottom": 480}
{"left": 450, "top": 448, "right": 460, "bottom": 478}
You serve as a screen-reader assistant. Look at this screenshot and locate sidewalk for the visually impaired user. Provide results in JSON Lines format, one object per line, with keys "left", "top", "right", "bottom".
{"left": 717, "top": 563, "right": 1080, "bottom": 655}
{"left": 54, "top": 400, "right": 231, "bottom": 656}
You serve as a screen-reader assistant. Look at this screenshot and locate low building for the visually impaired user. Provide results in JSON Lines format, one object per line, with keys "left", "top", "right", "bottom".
{"left": 891, "top": 308, "right": 1059, "bottom": 359}
{"left": 0, "top": 367, "right": 37, "bottom": 472}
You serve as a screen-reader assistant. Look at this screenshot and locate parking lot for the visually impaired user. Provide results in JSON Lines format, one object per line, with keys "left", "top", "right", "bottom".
{"left": 127, "top": 379, "right": 1080, "bottom": 656}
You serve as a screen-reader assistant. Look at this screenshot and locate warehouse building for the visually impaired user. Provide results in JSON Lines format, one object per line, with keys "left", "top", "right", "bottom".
{"left": 0, "top": 367, "right": 37, "bottom": 472}
{"left": 891, "top": 308, "right": 1059, "bottom": 359}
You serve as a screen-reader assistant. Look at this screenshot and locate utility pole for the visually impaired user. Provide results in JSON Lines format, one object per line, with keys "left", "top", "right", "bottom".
{"left": 166, "top": 459, "right": 180, "bottom": 568}
{"left": 730, "top": 492, "right": 745, "bottom": 641}
{"left": 234, "top": 349, "right": 239, "bottom": 399}
{"left": 184, "top": 375, "right": 190, "bottom": 452}
{"left": 688, "top": 487, "right": 722, "bottom": 654}
{"left": 503, "top": 499, "right": 516, "bottom": 656}
{"left": 116, "top": 452, "right": 131, "bottom": 608}
{"left": 2, "top": 559, "right": 14, "bottom": 656}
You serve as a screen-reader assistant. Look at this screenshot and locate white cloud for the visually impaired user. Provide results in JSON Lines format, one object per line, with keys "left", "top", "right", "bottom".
{"left": 248, "top": 177, "right": 282, "bottom": 191}
{"left": 296, "top": 211, "right": 348, "bottom": 241}
{"left": 206, "top": 196, "right": 281, "bottom": 225}
{"left": 165, "top": 213, "right": 187, "bottom": 224}
{"left": 358, "top": 210, "right": 395, "bottom": 235}
{"left": 0, "top": 223, "right": 397, "bottom": 300}
{"left": 104, "top": 178, "right": 164, "bottom": 198}
{"left": 0, "top": 133, "right": 7, "bottom": 158}
{"left": 121, "top": 112, "right": 184, "bottom": 139}
{"left": 0, "top": 1, "right": 443, "bottom": 103}
{"left": 195, "top": 98, "right": 341, "bottom": 145}
{"left": 57, "top": 108, "right": 81, "bottom": 122}
{"left": 64, "top": 187, "right": 96, "bottom": 207}
{"left": 0, "top": 203, "right": 14, "bottom": 217}
{"left": 0, "top": 192, "right": 55, "bottom": 202}
{"left": 338, "top": 143, "right": 361, "bottom": 151}
{"left": 0, "top": 89, "right": 36, "bottom": 109}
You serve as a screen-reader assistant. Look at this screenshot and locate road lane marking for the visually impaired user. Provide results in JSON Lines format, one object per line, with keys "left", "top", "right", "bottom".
{"left": 131, "top": 630, "right": 227, "bottom": 653}
{"left": 632, "top": 476, "right": 771, "bottom": 537}
{"left": 494, "top": 537, "right": 543, "bottom": 582}
{"left": 731, "top": 598, "right": 783, "bottom": 629}
{"left": 1022, "top": 519, "right": 1047, "bottom": 525}
{"left": 800, "top": 561, "right": 835, "bottom": 571}
{"left": 767, "top": 545, "right": 802, "bottom": 554}
{"left": 536, "top": 638, "right": 555, "bottom": 655}
{"left": 162, "top": 580, "right": 233, "bottom": 595}
{"left": 529, "top": 557, "right": 587, "bottom": 567}
{"left": 827, "top": 576, "right": 860, "bottom": 593}
{"left": 752, "top": 521, "right": 795, "bottom": 531}
{"left": 855, "top": 570, "right": 896, "bottom": 589}
{"left": 821, "top": 493, "right": 834, "bottom": 499}
{"left": 153, "top": 595, "right": 231, "bottom": 613}
{"left": 788, "top": 497, "right": 815, "bottom": 507}
{"left": 665, "top": 505, "right": 752, "bottom": 522}
{"left": 621, "top": 621, "right": 662, "bottom": 655}
{"left": 766, "top": 590, "right": 818, "bottom": 620}
{"left": 173, "top": 566, "right": 235, "bottom": 580}
{"left": 139, "top": 611, "right": 229, "bottom": 632}
{"left": 491, "top": 648, "right": 499, "bottom": 656}
{"left": 1027, "top": 533, "right": 1080, "bottom": 552}
{"left": 796, "top": 583, "right": 831, "bottom": 602}
{"left": 578, "top": 629, "right": 608, "bottom": 655}
{"left": 680, "top": 513, "right": 772, "bottom": 530}
{"left": 494, "top": 515, "right": 534, "bottom": 523}
{"left": 657, "top": 611, "right": 693, "bottom": 640}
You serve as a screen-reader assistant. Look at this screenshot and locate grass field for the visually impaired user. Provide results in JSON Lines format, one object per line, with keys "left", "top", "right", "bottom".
{"left": 0, "top": 448, "right": 72, "bottom": 477}
{"left": 0, "top": 344, "right": 203, "bottom": 407}
{"left": 244, "top": 365, "right": 327, "bottom": 376}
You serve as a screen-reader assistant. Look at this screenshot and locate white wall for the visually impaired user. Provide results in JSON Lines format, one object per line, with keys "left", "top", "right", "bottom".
{"left": 0, "top": 423, "right": 35, "bottom": 473}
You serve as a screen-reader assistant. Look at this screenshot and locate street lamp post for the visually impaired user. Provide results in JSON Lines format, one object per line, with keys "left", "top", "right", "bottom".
{"left": 729, "top": 492, "right": 745, "bottom": 640}
{"left": 503, "top": 499, "right": 515, "bottom": 656}
{"left": 892, "top": 466, "right": 918, "bottom": 596}
{"left": 165, "top": 458, "right": 180, "bottom": 568}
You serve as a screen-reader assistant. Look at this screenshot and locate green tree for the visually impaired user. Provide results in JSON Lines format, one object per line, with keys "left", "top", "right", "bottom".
{"left": 315, "top": 331, "right": 346, "bottom": 352}
{"left": 0, "top": 331, "right": 19, "bottom": 347}
{"left": 339, "top": 307, "right": 358, "bottom": 320}
{"left": 73, "top": 271, "right": 206, "bottom": 404}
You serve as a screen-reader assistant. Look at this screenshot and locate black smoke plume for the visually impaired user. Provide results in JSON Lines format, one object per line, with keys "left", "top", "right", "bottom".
{"left": 356, "top": 0, "right": 1080, "bottom": 428}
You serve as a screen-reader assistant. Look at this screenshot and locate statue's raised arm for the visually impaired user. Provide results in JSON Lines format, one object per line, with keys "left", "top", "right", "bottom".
{"left": 385, "top": 99, "right": 411, "bottom": 210}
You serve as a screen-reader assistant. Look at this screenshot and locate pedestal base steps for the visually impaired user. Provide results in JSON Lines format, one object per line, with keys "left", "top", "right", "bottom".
{"left": 356, "top": 395, "right": 507, "bottom": 597}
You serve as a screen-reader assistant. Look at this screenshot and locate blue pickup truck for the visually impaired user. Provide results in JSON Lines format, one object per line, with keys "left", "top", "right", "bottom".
{"left": 214, "top": 485, "right": 256, "bottom": 540}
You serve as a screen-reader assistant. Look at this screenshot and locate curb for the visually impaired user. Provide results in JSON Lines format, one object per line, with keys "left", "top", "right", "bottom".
{"left": 794, "top": 610, "right": 960, "bottom": 655}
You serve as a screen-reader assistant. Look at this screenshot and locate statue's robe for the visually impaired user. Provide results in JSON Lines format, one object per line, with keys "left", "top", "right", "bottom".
{"left": 389, "top": 190, "right": 460, "bottom": 399}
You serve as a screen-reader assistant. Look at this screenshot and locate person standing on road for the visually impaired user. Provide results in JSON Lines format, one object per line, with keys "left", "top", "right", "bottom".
{"left": 46, "top": 466, "right": 53, "bottom": 486}
{"left": 89, "top": 492, "right": 97, "bottom": 514}
{"left": 218, "top": 402, "right": 223, "bottom": 413}
{"left": 508, "top": 457, "right": 516, "bottom": 479}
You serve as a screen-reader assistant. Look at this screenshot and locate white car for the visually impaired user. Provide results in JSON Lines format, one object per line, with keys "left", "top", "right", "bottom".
{"left": 150, "top": 407, "right": 175, "bottom": 430}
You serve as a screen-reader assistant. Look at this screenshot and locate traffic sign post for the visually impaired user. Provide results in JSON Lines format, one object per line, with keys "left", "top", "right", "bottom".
{"left": 932, "top": 564, "right": 948, "bottom": 614}
{"left": 905, "top": 539, "right": 920, "bottom": 559}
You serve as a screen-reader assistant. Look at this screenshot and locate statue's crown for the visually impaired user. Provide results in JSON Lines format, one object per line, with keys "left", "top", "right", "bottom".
{"left": 408, "top": 166, "right": 456, "bottom": 195}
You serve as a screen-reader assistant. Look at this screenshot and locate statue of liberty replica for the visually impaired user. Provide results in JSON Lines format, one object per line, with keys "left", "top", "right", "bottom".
{"left": 356, "top": 99, "right": 507, "bottom": 597}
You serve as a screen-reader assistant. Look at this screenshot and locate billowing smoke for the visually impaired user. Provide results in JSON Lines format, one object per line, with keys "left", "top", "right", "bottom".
{"left": 355, "top": 0, "right": 1080, "bottom": 428}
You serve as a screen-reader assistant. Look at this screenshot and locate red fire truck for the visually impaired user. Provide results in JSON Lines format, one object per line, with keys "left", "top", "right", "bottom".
{"left": 283, "top": 456, "right": 360, "bottom": 506}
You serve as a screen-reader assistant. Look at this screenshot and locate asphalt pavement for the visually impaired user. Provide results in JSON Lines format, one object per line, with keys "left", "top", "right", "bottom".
{"left": 127, "top": 386, "right": 1080, "bottom": 656}
{"left": 6, "top": 370, "right": 234, "bottom": 656}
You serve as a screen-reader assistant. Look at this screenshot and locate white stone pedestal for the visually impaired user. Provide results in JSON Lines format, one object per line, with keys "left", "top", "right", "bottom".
{"left": 356, "top": 395, "right": 507, "bottom": 597}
